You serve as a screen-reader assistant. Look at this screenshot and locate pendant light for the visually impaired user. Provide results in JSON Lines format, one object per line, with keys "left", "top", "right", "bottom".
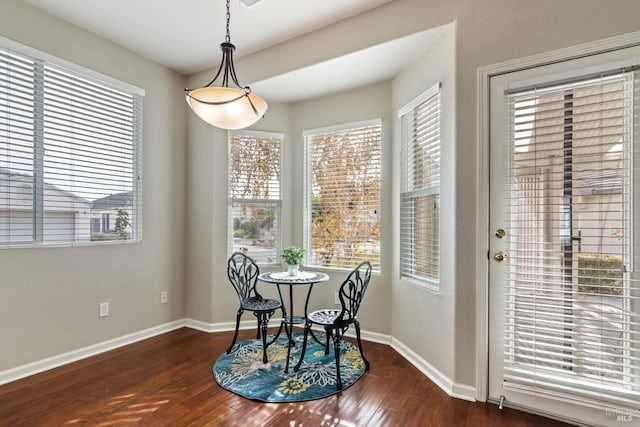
{"left": 185, "top": 0, "right": 267, "bottom": 130}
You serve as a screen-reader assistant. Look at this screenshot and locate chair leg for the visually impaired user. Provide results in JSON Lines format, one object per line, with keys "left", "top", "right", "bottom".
{"left": 226, "top": 308, "right": 243, "bottom": 354}
{"left": 293, "top": 321, "right": 311, "bottom": 372}
{"left": 324, "top": 328, "right": 331, "bottom": 355}
{"left": 332, "top": 330, "right": 343, "bottom": 390}
{"left": 258, "top": 311, "right": 272, "bottom": 363}
{"left": 255, "top": 313, "right": 262, "bottom": 340}
{"left": 354, "top": 321, "right": 370, "bottom": 370}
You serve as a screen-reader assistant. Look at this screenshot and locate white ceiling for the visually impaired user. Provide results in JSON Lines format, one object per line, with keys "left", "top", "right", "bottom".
{"left": 22, "top": 0, "right": 447, "bottom": 103}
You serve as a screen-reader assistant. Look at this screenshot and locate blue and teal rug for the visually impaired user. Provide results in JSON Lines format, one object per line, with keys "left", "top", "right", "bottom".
{"left": 213, "top": 332, "right": 366, "bottom": 402}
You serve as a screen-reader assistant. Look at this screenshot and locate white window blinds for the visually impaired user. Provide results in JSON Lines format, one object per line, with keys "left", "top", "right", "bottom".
{"left": 503, "top": 70, "right": 640, "bottom": 410}
{"left": 228, "top": 131, "right": 282, "bottom": 264}
{"left": 400, "top": 84, "right": 441, "bottom": 285}
{"left": 0, "top": 45, "right": 143, "bottom": 247}
{"left": 303, "top": 120, "right": 381, "bottom": 271}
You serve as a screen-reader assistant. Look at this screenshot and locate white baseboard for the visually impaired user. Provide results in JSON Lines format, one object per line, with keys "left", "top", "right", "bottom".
{"left": 390, "top": 337, "right": 477, "bottom": 402}
{"left": 452, "top": 383, "right": 477, "bottom": 402}
{"left": 0, "top": 320, "right": 185, "bottom": 386}
{"left": 1, "top": 318, "right": 474, "bottom": 403}
{"left": 184, "top": 318, "right": 237, "bottom": 333}
{"left": 184, "top": 317, "right": 288, "bottom": 333}
{"left": 186, "top": 318, "right": 392, "bottom": 344}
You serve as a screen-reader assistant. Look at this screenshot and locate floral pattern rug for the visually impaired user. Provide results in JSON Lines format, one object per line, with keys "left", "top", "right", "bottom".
{"left": 213, "top": 332, "right": 366, "bottom": 402}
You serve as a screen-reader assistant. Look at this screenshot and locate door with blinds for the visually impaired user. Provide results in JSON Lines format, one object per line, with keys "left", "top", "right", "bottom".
{"left": 488, "top": 46, "right": 640, "bottom": 425}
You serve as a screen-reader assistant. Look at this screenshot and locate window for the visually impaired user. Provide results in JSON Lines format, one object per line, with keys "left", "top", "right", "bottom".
{"left": 399, "top": 83, "right": 441, "bottom": 286}
{"left": 303, "top": 120, "right": 381, "bottom": 271}
{"left": 0, "top": 42, "right": 143, "bottom": 247}
{"left": 228, "top": 130, "right": 282, "bottom": 264}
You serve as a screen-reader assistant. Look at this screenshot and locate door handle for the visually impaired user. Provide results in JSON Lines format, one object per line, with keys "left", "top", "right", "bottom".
{"left": 494, "top": 251, "right": 507, "bottom": 262}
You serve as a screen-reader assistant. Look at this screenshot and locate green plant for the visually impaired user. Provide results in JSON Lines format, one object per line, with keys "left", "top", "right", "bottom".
{"left": 114, "top": 208, "right": 130, "bottom": 239}
{"left": 280, "top": 246, "right": 305, "bottom": 265}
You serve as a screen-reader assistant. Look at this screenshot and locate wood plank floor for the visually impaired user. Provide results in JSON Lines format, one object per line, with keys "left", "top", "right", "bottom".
{"left": 0, "top": 327, "right": 573, "bottom": 426}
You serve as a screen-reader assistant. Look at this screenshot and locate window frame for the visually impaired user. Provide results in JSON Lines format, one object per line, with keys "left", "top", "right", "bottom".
{"left": 0, "top": 37, "right": 144, "bottom": 248}
{"left": 302, "top": 119, "right": 382, "bottom": 272}
{"left": 398, "top": 82, "right": 441, "bottom": 289}
{"left": 227, "top": 130, "right": 283, "bottom": 265}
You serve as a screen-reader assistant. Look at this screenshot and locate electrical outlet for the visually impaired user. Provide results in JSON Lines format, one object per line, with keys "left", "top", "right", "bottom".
{"left": 99, "top": 302, "right": 109, "bottom": 317}
{"left": 334, "top": 291, "right": 340, "bottom": 305}
{"left": 160, "top": 291, "right": 168, "bottom": 304}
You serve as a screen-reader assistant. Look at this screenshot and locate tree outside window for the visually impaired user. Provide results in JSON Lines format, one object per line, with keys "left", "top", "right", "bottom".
{"left": 303, "top": 120, "right": 381, "bottom": 271}
{"left": 228, "top": 131, "right": 282, "bottom": 264}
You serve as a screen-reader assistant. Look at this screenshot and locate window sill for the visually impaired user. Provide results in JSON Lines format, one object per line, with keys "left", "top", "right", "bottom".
{"left": 402, "top": 276, "right": 440, "bottom": 294}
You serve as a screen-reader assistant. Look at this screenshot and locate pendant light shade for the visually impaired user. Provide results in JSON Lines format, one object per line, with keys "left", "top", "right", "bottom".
{"left": 185, "top": 1, "right": 267, "bottom": 130}
{"left": 186, "top": 85, "right": 268, "bottom": 130}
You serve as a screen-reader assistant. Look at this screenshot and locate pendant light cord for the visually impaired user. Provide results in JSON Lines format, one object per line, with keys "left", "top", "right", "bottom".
{"left": 225, "top": 0, "right": 231, "bottom": 43}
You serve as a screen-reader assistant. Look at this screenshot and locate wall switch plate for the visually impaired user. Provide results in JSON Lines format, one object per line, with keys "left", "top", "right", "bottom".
{"left": 160, "top": 291, "right": 168, "bottom": 304}
{"left": 334, "top": 291, "right": 340, "bottom": 305}
{"left": 99, "top": 302, "right": 109, "bottom": 317}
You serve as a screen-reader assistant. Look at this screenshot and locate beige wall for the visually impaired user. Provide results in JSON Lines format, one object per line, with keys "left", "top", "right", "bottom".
{"left": 3, "top": 0, "right": 640, "bottom": 400}
{"left": 0, "top": 1, "right": 186, "bottom": 370}
{"left": 184, "top": 78, "right": 392, "bottom": 332}
{"left": 186, "top": 0, "right": 640, "bottom": 391}
{"left": 392, "top": 23, "right": 457, "bottom": 382}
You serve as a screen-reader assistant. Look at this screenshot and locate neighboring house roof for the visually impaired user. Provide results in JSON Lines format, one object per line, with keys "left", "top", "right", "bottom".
{"left": 0, "top": 167, "right": 91, "bottom": 205}
{"left": 91, "top": 191, "right": 133, "bottom": 210}
{"left": 578, "top": 169, "right": 623, "bottom": 195}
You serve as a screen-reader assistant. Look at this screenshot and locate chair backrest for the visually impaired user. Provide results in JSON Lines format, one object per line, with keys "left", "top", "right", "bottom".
{"left": 227, "top": 252, "right": 261, "bottom": 301}
{"left": 336, "top": 261, "right": 372, "bottom": 324}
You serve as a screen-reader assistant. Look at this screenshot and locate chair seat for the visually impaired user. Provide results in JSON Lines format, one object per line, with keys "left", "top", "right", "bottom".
{"left": 307, "top": 309, "right": 352, "bottom": 325}
{"left": 241, "top": 297, "right": 281, "bottom": 311}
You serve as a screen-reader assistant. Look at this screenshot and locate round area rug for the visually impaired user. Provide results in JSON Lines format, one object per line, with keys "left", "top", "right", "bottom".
{"left": 213, "top": 332, "right": 366, "bottom": 402}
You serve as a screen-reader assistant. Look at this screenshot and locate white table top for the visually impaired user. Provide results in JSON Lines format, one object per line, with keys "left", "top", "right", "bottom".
{"left": 258, "top": 270, "right": 329, "bottom": 284}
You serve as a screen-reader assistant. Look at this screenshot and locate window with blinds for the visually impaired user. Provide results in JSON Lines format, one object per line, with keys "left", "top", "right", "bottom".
{"left": 228, "top": 130, "right": 282, "bottom": 264}
{"left": 399, "top": 83, "right": 440, "bottom": 286}
{"left": 303, "top": 120, "right": 381, "bottom": 271}
{"left": 503, "top": 70, "right": 640, "bottom": 409}
{"left": 0, "top": 44, "right": 143, "bottom": 247}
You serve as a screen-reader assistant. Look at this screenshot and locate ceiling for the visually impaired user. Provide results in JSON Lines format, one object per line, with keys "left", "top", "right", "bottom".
{"left": 22, "top": 0, "right": 447, "bottom": 103}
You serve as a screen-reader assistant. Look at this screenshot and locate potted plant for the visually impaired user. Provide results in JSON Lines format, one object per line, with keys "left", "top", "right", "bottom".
{"left": 280, "top": 246, "right": 305, "bottom": 276}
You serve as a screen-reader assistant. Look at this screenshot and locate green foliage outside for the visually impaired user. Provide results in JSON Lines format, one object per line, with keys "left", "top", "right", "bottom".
{"left": 309, "top": 128, "right": 381, "bottom": 268}
{"left": 577, "top": 254, "right": 623, "bottom": 296}
{"left": 233, "top": 207, "right": 275, "bottom": 242}
{"left": 114, "top": 208, "right": 130, "bottom": 239}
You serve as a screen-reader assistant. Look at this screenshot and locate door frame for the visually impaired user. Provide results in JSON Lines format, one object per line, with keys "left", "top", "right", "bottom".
{"left": 474, "top": 30, "right": 640, "bottom": 404}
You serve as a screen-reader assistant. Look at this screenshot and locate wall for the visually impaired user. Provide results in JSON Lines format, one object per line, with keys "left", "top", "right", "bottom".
{"left": 451, "top": 0, "right": 640, "bottom": 391}
{"left": 184, "top": 83, "right": 294, "bottom": 323}
{"left": 185, "top": 0, "right": 640, "bottom": 394}
{"left": 0, "top": 1, "right": 186, "bottom": 371}
{"left": 289, "top": 82, "right": 393, "bottom": 334}
{"left": 184, "top": 71, "right": 391, "bottom": 333}
{"left": 391, "top": 24, "right": 456, "bottom": 383}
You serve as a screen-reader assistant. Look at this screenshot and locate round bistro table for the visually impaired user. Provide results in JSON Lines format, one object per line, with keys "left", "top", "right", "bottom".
{"left": 258, "top": 270, "right": 329, "bottom": 372}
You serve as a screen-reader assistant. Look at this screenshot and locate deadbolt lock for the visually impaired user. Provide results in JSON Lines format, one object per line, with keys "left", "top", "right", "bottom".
{"left": 495, "top": 228, "right": 507, "bottom": 239}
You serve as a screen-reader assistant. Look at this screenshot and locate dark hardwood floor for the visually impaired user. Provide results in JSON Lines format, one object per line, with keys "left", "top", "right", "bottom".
{"left": 0, "top": 328, "right": 573, "bottom": 426}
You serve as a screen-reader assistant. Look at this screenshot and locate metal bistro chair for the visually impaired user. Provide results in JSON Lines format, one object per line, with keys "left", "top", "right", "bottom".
{"left": 294, "top": 261, "right": 372, "bottom": 389}
{"left": 226, "top": 252, "right": 282, "bottom": 363}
